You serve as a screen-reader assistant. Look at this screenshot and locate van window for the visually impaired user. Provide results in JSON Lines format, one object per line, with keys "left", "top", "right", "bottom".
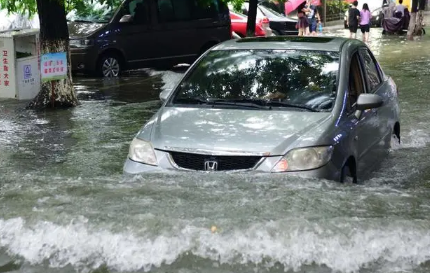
{"left": 157, "top": 0, "right": 220, "bottom": 22}
{"left": 193, "top": 0, "right": 219, "bottom": 19}
{"left": 128, "top": 0, "right": 150, "bottom": 24}
{"left": 157, "top": 0, "right": 191, "bottom": 22}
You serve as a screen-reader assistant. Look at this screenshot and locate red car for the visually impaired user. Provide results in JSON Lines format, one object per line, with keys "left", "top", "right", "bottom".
{"left": 229, "top": 11, "right": 272, "bottom": 37}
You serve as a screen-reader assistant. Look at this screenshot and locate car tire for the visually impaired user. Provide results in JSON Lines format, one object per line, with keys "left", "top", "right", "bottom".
{"left": 340, "top": 162, "right": 357, "bottom": 183}
{"left": 97, "top": 53, "right": 123, "bottom": 78}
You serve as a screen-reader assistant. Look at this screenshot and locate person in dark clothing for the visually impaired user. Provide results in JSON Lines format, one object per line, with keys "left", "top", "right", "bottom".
{"left": 296, "top": 2, "right": 309, "bottom": 36}
{"left": 347, "top": 0, "right": 360, "bottom": 39}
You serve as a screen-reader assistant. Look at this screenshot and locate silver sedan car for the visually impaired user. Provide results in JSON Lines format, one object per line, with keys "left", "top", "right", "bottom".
{"left": 124, "top": 36, "right": 400, "bottom": 183}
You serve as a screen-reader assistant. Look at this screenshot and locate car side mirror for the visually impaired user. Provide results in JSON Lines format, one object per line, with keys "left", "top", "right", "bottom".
{"left": 159, "top": 88, "right": 173, "bottom": 102}
{"left": 356, "top": 93, "right": 383, "bottom": 111}
{"left": 119, "top": 14, "right": 133, "bottom": 23}
{"left": 354, "top": 93, "right": 383, "bottom": 119}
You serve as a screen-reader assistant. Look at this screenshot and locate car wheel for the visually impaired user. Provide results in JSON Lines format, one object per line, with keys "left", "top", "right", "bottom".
{"left": 340, "top": 161, "right": 357, "bottom": 183}
{"left": 97, "top": 53, "right": 122, "bottom": 78}
{"left": 379, "top": 15, "right": 384, "bottom": 27}
{"left": 390, "top": 134, "right": 401, "bottom": 150}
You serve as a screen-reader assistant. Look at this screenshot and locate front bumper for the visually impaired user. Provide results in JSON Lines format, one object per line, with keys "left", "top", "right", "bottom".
{"left": 123, "top": 149, "right": 341, "bottom": 181}
{"left": 70, "top": 47, "right": 98, "bottom": 73}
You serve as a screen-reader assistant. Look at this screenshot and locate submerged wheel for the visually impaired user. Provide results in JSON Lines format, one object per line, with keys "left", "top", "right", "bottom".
{"left": 340, "top": 162, "right": 357, "bottom": 183}
{"left": 390, "top": 133, "right": 401, "bottom": 150}
{"left": 97, "top": 53, "right": 122, "bottom": 78}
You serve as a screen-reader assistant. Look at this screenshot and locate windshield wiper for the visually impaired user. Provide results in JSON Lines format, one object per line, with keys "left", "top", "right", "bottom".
{"left": 173, "top": 97, "right": 269, "bottom": 109}
{"left": 216, "top": 99, "right": 319, "bottom": 112}
{"left": 264, "top": 100, "right": 320, "bottom": 112}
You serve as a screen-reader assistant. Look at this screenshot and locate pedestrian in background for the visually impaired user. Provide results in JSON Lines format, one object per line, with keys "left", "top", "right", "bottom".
{"left": 347, "top": 1, "right": 360, "bottom": 39}
{"left": 296, "top": 2, "right": 309, "bottom": 36}
{"left": 360, "top": 3, "right": 371, "bottom": 42}
{"left": 303, "top": 0, "right": 321, "bottom": 36}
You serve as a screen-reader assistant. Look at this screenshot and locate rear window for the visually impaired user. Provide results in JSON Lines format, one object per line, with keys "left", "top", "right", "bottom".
{"left": 170, "top": 49, "right": 340, "bottom": 112}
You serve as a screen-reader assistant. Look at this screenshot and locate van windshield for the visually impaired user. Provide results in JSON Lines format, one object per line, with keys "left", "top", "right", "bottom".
{"left": 67, "top": 1, "right": 120, "bottom": 23}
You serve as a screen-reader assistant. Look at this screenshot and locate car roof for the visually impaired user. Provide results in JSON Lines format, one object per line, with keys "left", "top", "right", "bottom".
{"left": 212, "top": 36, "right": 352, "bottom": 52}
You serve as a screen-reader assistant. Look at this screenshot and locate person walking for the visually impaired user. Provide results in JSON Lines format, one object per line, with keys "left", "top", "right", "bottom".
{"left": 296, "top": 2, "right": 309, "bottom": 36}
{"left": 360, "top": 3, "right": 371, "bottom": 42}
{"left": 303, "top": 0, "right": 321, "bottom": 36}
{"left": 347, "top": 1, "right": 360, "bottom": 39}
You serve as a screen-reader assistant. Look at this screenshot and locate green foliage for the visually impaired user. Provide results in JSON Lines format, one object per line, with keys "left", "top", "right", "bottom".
{"left": 326, "top": 0, "right": 349, "bottom": 18}
{"left": 0, "top": 0, "right": 38, "bottom": 15}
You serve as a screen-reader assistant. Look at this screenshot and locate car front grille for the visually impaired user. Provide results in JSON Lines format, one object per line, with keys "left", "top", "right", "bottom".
{"left": 169, "top": 151, "right": 262, "bottom": 171}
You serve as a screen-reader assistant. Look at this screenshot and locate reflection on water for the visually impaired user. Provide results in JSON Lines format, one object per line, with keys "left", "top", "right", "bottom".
{"left": 1, "top": 25, "right": 430, "bottom": 273}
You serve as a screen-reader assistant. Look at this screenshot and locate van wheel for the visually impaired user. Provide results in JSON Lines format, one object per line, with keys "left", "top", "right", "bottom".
{"left": 97, "top": 53, "right": 122, "bottom": 78}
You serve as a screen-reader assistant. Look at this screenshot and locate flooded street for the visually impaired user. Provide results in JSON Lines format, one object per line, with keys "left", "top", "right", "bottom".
{"left": 2, "top": 26, "right": 430, "bottom": 273}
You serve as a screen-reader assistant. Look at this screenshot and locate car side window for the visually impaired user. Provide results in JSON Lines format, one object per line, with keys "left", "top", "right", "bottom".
{"left": 360, "top": 49, "right": 382, "bottom": 92}
{"left": 347, "top": 52, "right": 366, "bottom": 113}
{"left": 157, "top": 0, "right": 193, "bottom": 22}
{"left": 127, "top": 0, "right": 150, "bottom": 24}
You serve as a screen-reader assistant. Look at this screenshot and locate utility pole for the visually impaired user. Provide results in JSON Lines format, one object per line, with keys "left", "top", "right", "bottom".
{"left": 323, "top": 0, "right": 327, "bottom": 26}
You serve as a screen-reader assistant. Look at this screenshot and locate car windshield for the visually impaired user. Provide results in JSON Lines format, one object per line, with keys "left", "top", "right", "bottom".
{"left": 66, "top": 1, "right": 119, "bottom": 23}
{"left": 170, "top": 49, "right": 339, "bottom": 112}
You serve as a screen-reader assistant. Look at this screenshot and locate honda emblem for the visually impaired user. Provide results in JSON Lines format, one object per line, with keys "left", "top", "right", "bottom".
{"left": 204, "top": 160, "right": 218, "bottom": 171}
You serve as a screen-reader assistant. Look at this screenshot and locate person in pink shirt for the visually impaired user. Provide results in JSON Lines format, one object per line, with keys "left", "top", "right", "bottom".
{"left": 360, "top": 3, "right": 371, "bottom": 42}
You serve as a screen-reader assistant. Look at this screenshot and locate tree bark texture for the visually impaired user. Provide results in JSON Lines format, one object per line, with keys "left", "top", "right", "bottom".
{"left": 407, "top": 0, "right": 426, "bottom": 39}
{"left": 246, "top": 0, "right": 258, "bottom": 37}
{"left": 28, "top": 0, "right": 78, "bottom": 110}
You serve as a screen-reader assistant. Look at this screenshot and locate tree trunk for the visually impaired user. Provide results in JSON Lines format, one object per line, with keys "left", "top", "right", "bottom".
{"left": 406, "top": 0, "right": 426, "bottom": 39}
{"left": 246, "top": 0, "right": 258, "bottom": 37}
{"left": 28, "top": 0, "right": 78, "bottom": 110}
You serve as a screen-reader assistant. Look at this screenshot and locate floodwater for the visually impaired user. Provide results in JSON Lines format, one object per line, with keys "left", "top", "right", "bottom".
{"left": 1, "top": 26, "right": 430, "bottom": 273}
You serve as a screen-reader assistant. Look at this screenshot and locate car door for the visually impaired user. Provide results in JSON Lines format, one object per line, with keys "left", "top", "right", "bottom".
{"left": 359, "top": 47, "right": 392, "bottom": 150}
{"left": 114, "top": 0, "right": 156, "bottom": 67}
{"left": 345, "top": 50, "right": 381, "bottom": 174}
{"left": 150, "top": 0, "right": 198, "bottom": 65}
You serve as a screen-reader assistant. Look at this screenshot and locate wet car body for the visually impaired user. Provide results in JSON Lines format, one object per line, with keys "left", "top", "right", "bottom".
{"left": 240, "top": 2, "right": 298, "bottom": 36}
{"left": 124, "top": 36, "right": 400, "bottom": 182}
{"left": 229, "top": 10, "right": 272, "bottom": 37}
{"left": 68, "top": 0, "right": 231, "bottom": 77}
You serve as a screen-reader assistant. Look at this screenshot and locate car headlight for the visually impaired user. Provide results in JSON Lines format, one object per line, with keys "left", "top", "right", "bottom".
{"left": 69, "top": 39, "right": 92, "bottom": 48}
{"left": 128, "top": 138, "right": 157, "bottom": 165}
{"left": 372, "top": 10, "right": 379, "bottom": 16}
{"left": 272, "top": 146, "right": 333, "bottom": 172}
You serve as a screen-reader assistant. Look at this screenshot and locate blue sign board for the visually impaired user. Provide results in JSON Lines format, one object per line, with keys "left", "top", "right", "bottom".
{"left": 41, "top": 52, "right": 68, "bottom": 82}
{"left": 23, "top": 65, "right": 32, "bottom": 79}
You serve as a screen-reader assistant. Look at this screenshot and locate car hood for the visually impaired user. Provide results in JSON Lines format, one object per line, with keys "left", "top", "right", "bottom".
{"left": 148, "top": 107, "right": 332, "bottom": 156}
{"left": 67, "top": 21, "right": 106, "bottom": 39}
